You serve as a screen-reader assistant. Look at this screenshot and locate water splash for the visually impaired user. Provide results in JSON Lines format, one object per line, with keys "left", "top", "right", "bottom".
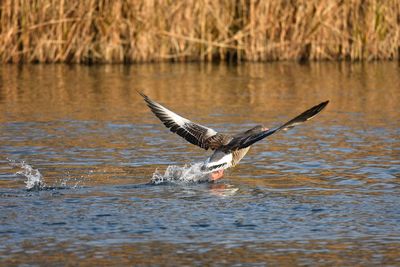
{"left": 55, "top": 173, "right": 82, "bottom": 190}
{"left": 150, "top": 163, "right": 210, "bottom": 185}
{"left": 10, "top": 160, "right": 45, "bottom": 190}
{"left": 9, "top": 159, "right": 83, "bottom": 190}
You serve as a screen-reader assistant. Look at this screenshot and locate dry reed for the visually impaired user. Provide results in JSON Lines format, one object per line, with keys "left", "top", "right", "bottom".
{"left": 0, "top": 0, "right": 399, "bottom": 63}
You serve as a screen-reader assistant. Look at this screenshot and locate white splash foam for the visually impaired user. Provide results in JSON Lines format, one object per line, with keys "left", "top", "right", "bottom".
{"left": 10, "top": 160, "right": 45, "bottom": 190}
{"left": 150, "top": 162, "right": 210, "bottom": 184}
{"left": 56, "top": 173, "right": 82, "bottom": 189}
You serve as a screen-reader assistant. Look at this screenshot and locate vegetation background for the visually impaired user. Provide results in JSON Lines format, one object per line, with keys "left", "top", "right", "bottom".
{"left": 1, "top": 0, "right": 399, "bottom": 63}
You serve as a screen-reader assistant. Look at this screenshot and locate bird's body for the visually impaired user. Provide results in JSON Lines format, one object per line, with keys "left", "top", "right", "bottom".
{"left": 139, "top": 92, "right": 329, "bottom": 181}
{"left": 201, "top": 126, "right": 266, "bottom": 172}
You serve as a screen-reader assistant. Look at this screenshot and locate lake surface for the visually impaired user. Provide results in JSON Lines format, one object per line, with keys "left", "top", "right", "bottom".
{"left": 0, "top": 63, "right": 399, "bottom": 266}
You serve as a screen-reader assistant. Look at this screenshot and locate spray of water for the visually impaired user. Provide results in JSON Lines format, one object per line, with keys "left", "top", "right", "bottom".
{"left": 8, "top": 159, "right": 83, "bottom": 190}
{"left": 9, "top": 160, "right": 45, "bottom": 190}
{"left": 150, "top": 162, "right": 211, "bottom": 185}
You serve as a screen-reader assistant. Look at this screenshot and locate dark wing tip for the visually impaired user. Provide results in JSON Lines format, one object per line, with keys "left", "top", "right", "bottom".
{"left": 312, "top": 100, "right": 329, "bottom": 111}
{"left": 136, "top": 90, "right": 148, "bottom": 100}
{"left": 319, "top": 100, "right": 330, "bottom": 109}
{"left": 137, "top": 90, "right": 158, "bottom": 110}
{"left": 313, "top": 99, "right": 329, "bottom": 112}
{"left": 316, "top": 100, "right": 329, "bottom": 113}
{"left": 304, "top": 100, "right": 330, "bottom": 119}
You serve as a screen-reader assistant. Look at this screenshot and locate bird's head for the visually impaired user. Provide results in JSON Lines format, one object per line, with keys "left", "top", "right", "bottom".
{"left": 245, "top": 125, "right": 268, "bottom": 134}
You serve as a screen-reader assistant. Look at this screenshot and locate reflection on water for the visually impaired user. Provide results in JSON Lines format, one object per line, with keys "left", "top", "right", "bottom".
{"left": 0, "top": 63, "right": 399, "bottom": 265}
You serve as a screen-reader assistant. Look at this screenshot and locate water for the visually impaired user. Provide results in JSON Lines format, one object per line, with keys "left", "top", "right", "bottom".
{"left": 150, "top": 163, "right": 211, "bottom": 184}
{"left": 0, "top": 63, "right": 399, "bottom": 265}
{"left": 9, "top": 160, "right": 45, "bottom": 190}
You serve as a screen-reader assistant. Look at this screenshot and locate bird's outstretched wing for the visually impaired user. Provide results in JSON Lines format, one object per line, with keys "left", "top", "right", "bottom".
{"left": 223, "top": 100, "right": 329, "bottom": 151}
{"left": 139, "top": 92, "right": 226, "bottom": 150}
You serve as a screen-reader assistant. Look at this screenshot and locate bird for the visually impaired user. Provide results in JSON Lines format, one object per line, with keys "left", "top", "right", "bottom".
{"left": 138, "top": 91, "right": 329, "bottom": 181}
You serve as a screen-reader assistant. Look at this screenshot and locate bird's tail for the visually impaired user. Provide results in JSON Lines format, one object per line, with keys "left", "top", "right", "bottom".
{"left": 201, "top": 152, "right": 233, "bottom": 172}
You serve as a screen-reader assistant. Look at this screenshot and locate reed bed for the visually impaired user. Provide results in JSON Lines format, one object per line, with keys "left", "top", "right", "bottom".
{"left": 0, "top": 0, "right": 399, "bottom": 63}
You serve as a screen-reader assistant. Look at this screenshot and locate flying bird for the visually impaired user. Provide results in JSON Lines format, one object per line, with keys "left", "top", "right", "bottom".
{"left": 139, "top": 92, "right": 329, "bottom": 181}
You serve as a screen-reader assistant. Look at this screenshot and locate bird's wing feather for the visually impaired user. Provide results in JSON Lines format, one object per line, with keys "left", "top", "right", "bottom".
{"left": 139, "top": 92, "right": 225, "bottom": 150}
{"left": 223, "top": 100, "right": 329, "bottom": 151}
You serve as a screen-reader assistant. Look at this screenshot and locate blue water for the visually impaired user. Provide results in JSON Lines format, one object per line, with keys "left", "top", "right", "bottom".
{"left": 0, "top": 63, "right": 399, "bottom": 265}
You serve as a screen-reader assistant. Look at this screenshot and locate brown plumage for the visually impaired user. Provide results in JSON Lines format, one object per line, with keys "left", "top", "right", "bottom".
{"left": 139, "top": 92, "right": 329, "bottom": 172}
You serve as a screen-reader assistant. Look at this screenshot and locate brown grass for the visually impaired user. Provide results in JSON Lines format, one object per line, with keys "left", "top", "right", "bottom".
{"left": 0, "top": 0, "right": 399, "bottom": 63}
